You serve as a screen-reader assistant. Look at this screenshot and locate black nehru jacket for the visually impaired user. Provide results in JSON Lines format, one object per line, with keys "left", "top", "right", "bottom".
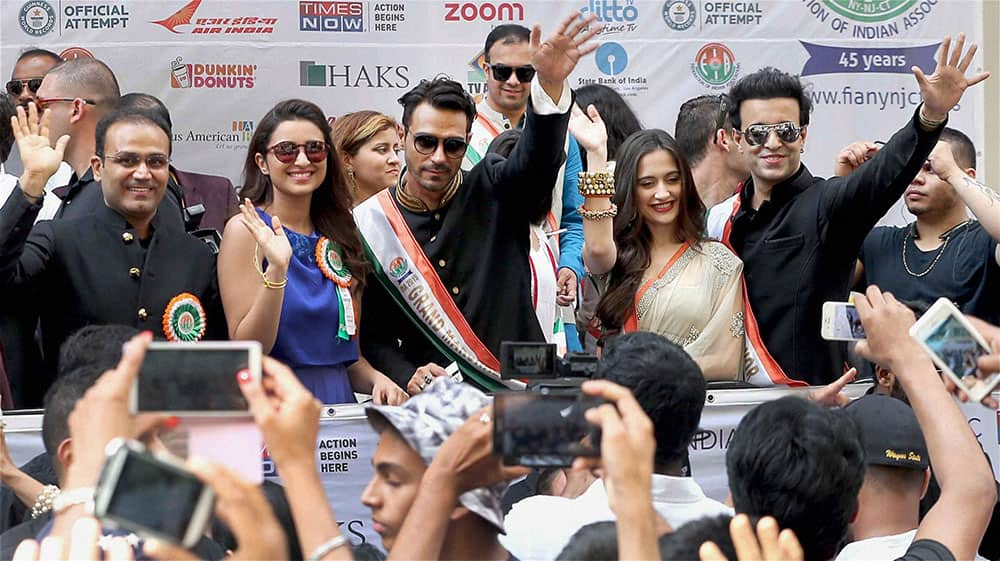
{"left": 50, "top": 167, "right": 185, "bottom": 225}
{"left": 727, "top": 108, "right": 942, "bottom": 385}
{"left": 0, "top": 186, "right": 226, "bottom": 384}
{"left": 361, "top": 99, "right": 569, "bottom": 387}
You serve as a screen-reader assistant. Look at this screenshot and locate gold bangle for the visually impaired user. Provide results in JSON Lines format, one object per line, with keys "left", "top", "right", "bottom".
{"left": 578, "top": 171, "right": 615, "bottom": 198}
{"left": 253, "top": 244, "right": 288, "bottom": 289}
{"left": 577, "top": 203, "right": 617, "bottom": 221}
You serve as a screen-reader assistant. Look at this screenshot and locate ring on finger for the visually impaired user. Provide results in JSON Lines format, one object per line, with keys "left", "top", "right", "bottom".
{"left": 423, "top": 374, "right": 433, "bottom": 385}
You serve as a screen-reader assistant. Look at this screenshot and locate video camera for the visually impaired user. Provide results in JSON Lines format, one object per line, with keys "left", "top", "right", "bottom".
{"left": 499, "top": 342, "right": 599, "bottom": 388}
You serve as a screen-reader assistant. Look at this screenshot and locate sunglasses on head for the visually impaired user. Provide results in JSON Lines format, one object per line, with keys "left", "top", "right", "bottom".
{"left": 489, "top": 63, "right": 536, "bottom": 83}
{"left": 740, "top": 122, "right": 803, "bottom": 146}
{"left": 410, "top": 132, "right": 468, "bottom": 159}
{"left": 713, "top": 94, "right": 729, "bottom": 144}
{"left": 103, "top": 152, "right": 171, "bottom": 171}
{"left": 267, "top": 140, "right": 329, "bottom": 164}
{"left": 5, "top": 78, "right": 42, "bottom": 96}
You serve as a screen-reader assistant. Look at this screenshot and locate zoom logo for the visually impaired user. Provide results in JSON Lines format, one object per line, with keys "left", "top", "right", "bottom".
{"left": 595, "top": 42, "right": 628, "bottom": 76}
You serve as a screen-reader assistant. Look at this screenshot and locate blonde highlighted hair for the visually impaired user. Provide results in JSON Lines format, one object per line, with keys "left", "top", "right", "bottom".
{"left": 332, "top": 110, "right": 399, "bottom": 157}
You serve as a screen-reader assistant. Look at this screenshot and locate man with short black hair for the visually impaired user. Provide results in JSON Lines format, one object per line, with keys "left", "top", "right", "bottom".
{"left": 6, "top": 49, "right": 61, "bottom": 109}
{"left": 674, "top": 94, "right": 748, "bottom": 208}
{"left": 502, "top": 331, "right": 731, "bottom": 560}
{"left": 706, "top": 36, "right": 988, "bottom": 385}
{"left": 357, "top": 13, "right": 598, "bottom": 392}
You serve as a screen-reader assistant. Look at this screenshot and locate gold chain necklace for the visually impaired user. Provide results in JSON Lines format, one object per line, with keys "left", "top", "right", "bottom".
{"left": 902, "top": 220, "right": 971, "bottom": 277}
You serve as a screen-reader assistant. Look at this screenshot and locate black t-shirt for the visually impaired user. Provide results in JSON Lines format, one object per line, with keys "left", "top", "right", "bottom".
{"left": 860, "top": 221, "right": 1000, "bottom": 324}
{"left": 894, "top": 539, "right": 955, "bottom": 560}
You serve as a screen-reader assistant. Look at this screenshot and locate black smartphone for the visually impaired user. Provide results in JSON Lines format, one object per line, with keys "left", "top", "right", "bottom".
{"left": 94, "top": 439, "right": 215, "bottom": 548}
{"left": 493, "top": 392, "right": 604, "bottom": 466}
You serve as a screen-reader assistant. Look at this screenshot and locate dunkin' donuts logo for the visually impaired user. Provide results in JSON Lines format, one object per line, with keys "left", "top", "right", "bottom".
{"left": 170, "top": 57, "right": 257, "bottom": 89}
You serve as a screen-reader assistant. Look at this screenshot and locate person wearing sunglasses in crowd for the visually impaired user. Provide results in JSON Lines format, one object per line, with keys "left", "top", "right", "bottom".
{"left": 4, "top": 49, "right": 62, "bottom": 179}
{"left": 219, "top": 99, "right": 407, "bottom": 405}
{"left": 570, "top": 108, "right": 746, "bottom": 380}
{"left": 705, "top": 35, "right": 990, "bottom": 387}
{"left": 463, "top": 24, "right": 587, "bottom": 352}
{"left": 0, "top": 104, "right": 227, "bottom": 379}
{"left": 356, "top": 12, "right": 601, "bottom": 393}
{"left": 332, "top": 110, "right": 402, "bottom": 206}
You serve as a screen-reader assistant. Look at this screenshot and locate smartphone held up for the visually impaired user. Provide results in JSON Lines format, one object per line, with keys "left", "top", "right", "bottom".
{"left": 493, "top": 391, "right": 605, "bottom": 467}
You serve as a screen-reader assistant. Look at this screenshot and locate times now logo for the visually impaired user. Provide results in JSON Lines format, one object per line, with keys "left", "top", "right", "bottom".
{"left": 300, "top": 1, "right": 362, "bottom": 32}
{"left": 444, "top": 1, "right": 524, "bottom": 22}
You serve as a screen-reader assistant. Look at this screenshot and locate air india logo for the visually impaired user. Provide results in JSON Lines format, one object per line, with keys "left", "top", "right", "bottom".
{"left": 823, "top": 0, "right": 915, "bottom": 23}
{"left": 691, "top": 43, "right": 739, "bottom": 90}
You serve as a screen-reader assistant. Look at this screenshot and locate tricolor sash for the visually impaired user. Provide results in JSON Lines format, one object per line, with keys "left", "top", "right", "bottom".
{"left": 354, "top": 191, "right": 519, "bottom": 391}
{"left": 707, "top": 195, "right": 806, "bottom": 387}
{"left": 622, "top": 242, "right": 691, "bottom": 333}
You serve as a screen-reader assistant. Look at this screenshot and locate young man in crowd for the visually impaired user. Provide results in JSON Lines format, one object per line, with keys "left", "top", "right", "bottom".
{"left": 357, "top": 13, "right": 598, "bottom": 391}
{"left": 0, "top": 105, "right": 226, "bottom": 388}
{"left": 463, "top": 24, "right": 586, "bottom": 314}
{"left": 674, "top": 94, "right": 749, "bottom": 209}
{"left": 501, "top": 331, "right": 730, "bottom": 560}
{"left": 855, "top": 130, "right": 1000, "bottom": 326}
{"left": 706, "top": 35, "right": 988, "bottom": 385}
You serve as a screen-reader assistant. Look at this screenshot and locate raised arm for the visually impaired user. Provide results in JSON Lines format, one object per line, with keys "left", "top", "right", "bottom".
{"left": 928, "top": 141, "right": 1000, "bottom": 264}
{"left": 855, "top": 288, "right": 996, "bottom": 561}
{"left": 570, "top": 103, "right": 617, "bottom": 275}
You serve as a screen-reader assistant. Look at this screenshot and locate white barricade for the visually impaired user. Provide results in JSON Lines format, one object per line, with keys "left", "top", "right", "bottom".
{"left": 5, "top": 387, "right": 1000, "bottom": 536}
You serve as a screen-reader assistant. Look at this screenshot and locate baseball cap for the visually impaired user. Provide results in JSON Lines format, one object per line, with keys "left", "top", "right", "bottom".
{"left": 846, "top": 394, "right": 929, "bottom": 470}
{"left": 365, "top": 376, "right": 505, "bottom": 532}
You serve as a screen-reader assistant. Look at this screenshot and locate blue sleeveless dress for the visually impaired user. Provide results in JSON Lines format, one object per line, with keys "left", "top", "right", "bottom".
{"left": 258, "top": 209, "right": 357, "bottom": 404}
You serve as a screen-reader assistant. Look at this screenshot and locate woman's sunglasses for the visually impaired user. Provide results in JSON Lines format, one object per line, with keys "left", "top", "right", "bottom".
{"left": 267, "top": 141, "right": 329, "bottom": 164}
{"left": 5, "top": 78, "right": 43, "bottom": 96}
{"left": 740, "top": 122, "right": 804, "bottom": 146}
{"left": 489, "top": 63, "right": 536, "bottom": 83}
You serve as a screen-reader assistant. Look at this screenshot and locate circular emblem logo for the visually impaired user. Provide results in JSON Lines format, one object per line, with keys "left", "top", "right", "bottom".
{"left": 60, "top": 47, "right": 95, "bottom": 60}
{"left": 823, "top": 0, "right": 916, "bottom": 23}
{"left": 595, "top": 42, "right": 628, "bottom": 76}
{"left": 662, "top": 0, "right": 696, "bottom": 31}
{"left": 388, "top": 257, "right": 409, "bottom": 279}
{"left": 162, "top": 293, "right": 207, "bottom": 342}
{"left": 693, "top": 43, "right": 738, "bottom": 87}
{"left": 19, "top": 0, "right": 56, "bottom": 37}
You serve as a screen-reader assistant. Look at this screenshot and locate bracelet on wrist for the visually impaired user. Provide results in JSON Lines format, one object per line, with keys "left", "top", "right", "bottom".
{"left": 308, "top": 535, "right": 348, "bottom": 561}
{"left": 253, "top": 244, "right": 288, "bottom": 289}
{"left": 918, "top": 105, "right": 946, "bottom": 129}
{"left": 578, "top": 203, "right": 618, "bottom": 221}
{"left": 31, "top": 485, "right": 60, "bottom": 519}
{"left": 52, "top": 487, "right": 95, "bottom": 515}
{"left": 578, "top": 171, "right": 615, "bottom": 198}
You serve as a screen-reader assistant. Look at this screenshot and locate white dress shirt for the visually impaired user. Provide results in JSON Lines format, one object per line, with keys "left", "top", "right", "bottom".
{"left": 0, "top": 161, "right": 73, "bottom": 222}
{"left": 836, "top": 529, "right": 987, "bottom": 561}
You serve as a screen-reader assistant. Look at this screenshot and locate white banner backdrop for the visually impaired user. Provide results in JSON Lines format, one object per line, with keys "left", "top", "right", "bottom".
{"left": 0, "top": 0, "right": 987, "bottom": 187}
{"left": 7, "top": 387, "right": 1000, "bottom": 541}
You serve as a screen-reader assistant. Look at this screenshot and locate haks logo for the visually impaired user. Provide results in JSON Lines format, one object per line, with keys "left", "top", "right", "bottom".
{"left": 170, "top": 57, "right": 257, "bottom": 89}
{"left": 300, "top": 1, "right": 363, "bottom": 32}
{"left": 152, "top": 0, "right": 277, "bottom": 35}
{"left": 690, "top": 42, "right": 740, "bottom": 89}
{"left": 444, "top": 1, "right": 524, "bottom": 22}
{"left": 300, "top": 60, "right": 410, "bottom": 89}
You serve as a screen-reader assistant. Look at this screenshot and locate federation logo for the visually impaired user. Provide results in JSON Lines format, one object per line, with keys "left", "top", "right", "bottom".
{"left": 60, "top": 47, "right": 95, "bottom": 60}
{"left": 823, "top": 0, "right": 916, "bottom": 23}
{"left": 595, "top": 42, "right": 628, "bottom": 76}
{"left": 662, "top": 0, "right": 695, "bottom": 31}
{"left": 19, "top": 0, "right": 56, "bottom": 37}
{"left": 388, "top": 257, "right": 409, "bottom": 280}
{"left": 691, "top": 43, "right": 740, "bottom": 89}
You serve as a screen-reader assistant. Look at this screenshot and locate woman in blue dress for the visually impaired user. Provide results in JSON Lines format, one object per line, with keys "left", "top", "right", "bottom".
{"left": 219, "top": 99, "right": 408, "bottom": 405}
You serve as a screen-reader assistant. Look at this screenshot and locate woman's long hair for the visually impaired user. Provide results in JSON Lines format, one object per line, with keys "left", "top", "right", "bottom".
{"left": 241, "top": 99, "right": 369, "bottom": 288}
{"left": 595, "top": 129, "right": 706, "bottom": 332}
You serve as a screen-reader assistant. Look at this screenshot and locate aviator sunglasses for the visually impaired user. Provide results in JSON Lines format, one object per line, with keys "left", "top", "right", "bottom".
{"left": 489, "top": 63, "right": 536, "bottom": 83}
{"left": 740, "top": 122, "right": 804, "bottom": 146}
{"left": 410, "top": 132, "right": 468, "bottom": 159}
{"left": 5, "top": 78, "right": 42, "bottom": 96}
{"left": 266, "top": 140, "right": 329, "bottom": 164}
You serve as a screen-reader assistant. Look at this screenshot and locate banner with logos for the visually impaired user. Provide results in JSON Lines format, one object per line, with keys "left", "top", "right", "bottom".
{"left": 0, "top": 0, "right": 986, "bottom": 187}
{"left": 7, "top": 387, "right": 1000, "bottom": 537}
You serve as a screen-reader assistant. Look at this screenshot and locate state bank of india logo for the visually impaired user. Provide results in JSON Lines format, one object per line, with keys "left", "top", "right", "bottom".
{"left": 823, "top": 0, "right": 915, "bottom": 23}
{"left": 19, "top": 0, "right": 57, "bottom": 36}
{"left": 388, "top": 257, "right": 409, "bottom": 280}
{"left": 691, "top": 43, "right": 740, "bottom": 89}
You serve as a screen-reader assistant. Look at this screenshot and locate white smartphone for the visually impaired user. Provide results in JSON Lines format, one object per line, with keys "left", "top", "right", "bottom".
{"left": 910, "top": 298, "right": 998, "bottom": 403}
{"left": 821, "top": 302, "right": 866, "bottom": 341}
{"left": 94, "top": 439, "right": 215, "bottom": 549}
{"left": 130, "top": 341, "right": 262, "bottom": 415}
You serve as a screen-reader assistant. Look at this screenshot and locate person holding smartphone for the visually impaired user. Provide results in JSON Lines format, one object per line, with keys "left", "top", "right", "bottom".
{"left": 219, "top": 99, "right": 406, "bottom": 405}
